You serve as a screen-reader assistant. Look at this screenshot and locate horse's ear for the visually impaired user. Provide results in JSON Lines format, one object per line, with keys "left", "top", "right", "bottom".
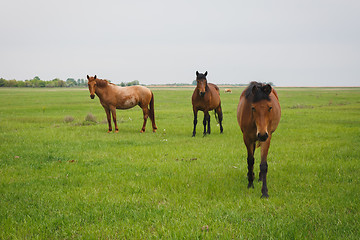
{"left": 204, "top": 71, "right": 208, "bottom": 77}
{"left": 94, "top": 75, "right": 97, "bottom": 79}
{"left": 196, "top": 71, "right": 199, "bottom": 76}
{"left": 87, "top": 75, "right": 90, "bottom": 80}
{"left": 263, "top": 84, "right": 272, "bottom": 95}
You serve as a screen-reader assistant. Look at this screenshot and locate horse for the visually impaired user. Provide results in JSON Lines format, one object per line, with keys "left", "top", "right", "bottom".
{"left": 192, "top": 71, "right": 223, "bottom": 137}
{"left": 87, "top": 75, "right": 157, "bottom": 133}
{"left": 224, "top": 88, "right": 232, "bottom": 93}
{"left": 237, "top": 81, "right": 281, "bottom": 198}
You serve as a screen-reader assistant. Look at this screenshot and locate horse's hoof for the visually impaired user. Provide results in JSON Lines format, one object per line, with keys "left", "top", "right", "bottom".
{"left": 107, "top": 130, "right": 112, "bottom": 133}
{"left": 247, "top": 183, "right": 254, "bottom": 189}
{"left": 115, "top": 130, "right": 119, "bottom": 133}
{"left": 261, "top": 193, "right": 269, "bottom": 199}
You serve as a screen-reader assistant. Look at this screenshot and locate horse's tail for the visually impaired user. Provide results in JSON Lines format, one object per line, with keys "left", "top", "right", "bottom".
{"left": 214, "top": 109, "right": 219, "bottom": 124}
{"left": 149, "top": 91, "right": 157, "bottom": 129}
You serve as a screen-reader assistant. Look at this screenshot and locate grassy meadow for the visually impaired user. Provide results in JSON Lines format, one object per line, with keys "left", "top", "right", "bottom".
{"left": 0, "top": 86, "right": 359, "bottom": 239}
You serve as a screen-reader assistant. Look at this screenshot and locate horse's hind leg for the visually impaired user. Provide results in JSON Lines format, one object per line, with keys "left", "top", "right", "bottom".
{"left": 141, "top": 107, "right": 149, "bottom": 133}
{"left": 216, "top": 106, "right": 223, "bottom": 133}
{"left": 203, "top": 111, "right": 210, "bottom": 135}
{"left": 207, "top": 112, "right": 211, "bottom": 134}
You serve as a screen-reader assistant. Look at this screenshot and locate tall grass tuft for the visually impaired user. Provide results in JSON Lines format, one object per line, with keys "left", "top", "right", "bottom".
{"left": 85, "top": 113, "right": 97, "bottom": 123}
{"left": 64, "top": 115, "right": 75, "bottom": 123}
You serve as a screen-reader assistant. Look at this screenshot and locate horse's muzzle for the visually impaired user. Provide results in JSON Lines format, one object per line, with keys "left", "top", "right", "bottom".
{"left": 200, "top": 92, "right": 205, "bottom": 97}
{"left": 257, "top": 133, "right": 268, "bottom": 142}
{"left": 90, "top": 95, "right": 95, "bottom": 99}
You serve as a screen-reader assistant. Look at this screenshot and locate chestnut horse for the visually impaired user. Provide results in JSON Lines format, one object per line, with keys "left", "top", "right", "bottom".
{"left": 87, "top": 75, "right": 157, "bottom": 133}
{"left": 237, "top": 82, "right": 281, "bottom": 198}
{"left": 192, "top": 71, "right": 223, "bottom": 137}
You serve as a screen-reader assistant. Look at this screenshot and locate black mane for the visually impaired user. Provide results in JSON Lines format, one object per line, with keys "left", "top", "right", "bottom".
{"left": 245, "top": 81, "right": 272, "bottom": 102}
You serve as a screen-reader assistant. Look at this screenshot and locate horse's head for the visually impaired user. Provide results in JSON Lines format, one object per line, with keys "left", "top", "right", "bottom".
{"left": 195, "top": 71, "right": 208, "bottom": 97}
{"left": 251, "top": 83, "right": 273, "bottom": 142}
{"left": 87, "top": 75, "right": 97, "bottom": 99}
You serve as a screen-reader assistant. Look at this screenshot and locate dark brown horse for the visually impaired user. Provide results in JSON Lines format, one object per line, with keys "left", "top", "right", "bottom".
{"left": 87, "top": 75, "right": 157, "bottom": 133}
{"left": 192, "top": 71, "right": 223, "bottom": 137}
{"left": 237, "top": 82, "right": 281, "bottom": 198}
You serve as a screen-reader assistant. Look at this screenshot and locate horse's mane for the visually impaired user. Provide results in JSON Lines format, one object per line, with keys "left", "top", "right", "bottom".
{"left": 196, "top": 73, "right": 207, "bottom": 80}
{"left": 95, "top": 78, "right": 115, "bottom": 88}
{"left": 245, "top": 81, "right": 272, "bottom": 102}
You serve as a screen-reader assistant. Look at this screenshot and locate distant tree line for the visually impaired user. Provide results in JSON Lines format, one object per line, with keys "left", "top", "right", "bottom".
{"left": 0, "top": 77, "right": 141, "bottom": 88}
{"left": 0, "top": 76, "right": 88, "bottom": 88}
{"left": 118, "top": 80, "right": 140, "bottom": 87}
{"left": 191, "top": 80, "right": 274, "bottom": 86}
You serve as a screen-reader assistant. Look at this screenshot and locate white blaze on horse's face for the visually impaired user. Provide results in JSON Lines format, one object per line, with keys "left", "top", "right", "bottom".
{"left": 251, "top": 100, "right": 273, "bottom": 142}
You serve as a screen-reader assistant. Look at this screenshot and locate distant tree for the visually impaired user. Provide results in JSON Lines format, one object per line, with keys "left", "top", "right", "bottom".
{"left": 24, "top": 80, "right": 32, "bottom": 87}
{"left": 57, "top": 80, "right": 66, "bottom": 87}
{"left": 17, "top": 81, "right": 25, "bottom": 87}
{"left": 7, "top": 80, "right": 18, "bottom": 87}
{"left": 66, "top": 78, "right": 77, "bottom": 87}
{"left": 127, "top": 80, "right": 139, "bottom": 86}
{"left": 192, "top": 80, "right": 197, "bottom": 85}
{"left": 0, "top": 78, "right": 6, "bottom": 87}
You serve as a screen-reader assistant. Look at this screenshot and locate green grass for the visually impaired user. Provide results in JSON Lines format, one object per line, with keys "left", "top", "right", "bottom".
{"left": 0, "top": 87, "right": 359, "bottom": 239}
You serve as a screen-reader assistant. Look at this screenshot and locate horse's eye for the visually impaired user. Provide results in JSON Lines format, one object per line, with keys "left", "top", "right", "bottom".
{"left": 269, "top": 107, "right": 272, "bottom": 112}
{"left": 252, "top": 107, "right": 255, "bottom": 112}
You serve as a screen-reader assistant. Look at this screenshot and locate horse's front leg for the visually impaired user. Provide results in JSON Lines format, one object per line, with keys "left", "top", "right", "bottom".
{"left": 244, "top": 137, "right": 256, "bottom": 189}
{"left": 141, "top": 107, "right": 149, "bottom": 133}
{"left": 110, "top": 106, "right": 118, "bottom": 133}
{"left": 259, "top": 136, "right": 272, "bottom": 198}
{"left": 104, "top": 107, "right": 112, "bottom": 133}
{"left": 192, "top": 108, "right": 198, "bottom": 137}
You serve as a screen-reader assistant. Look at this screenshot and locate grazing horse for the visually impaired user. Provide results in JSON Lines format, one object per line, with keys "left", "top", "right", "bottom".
{"left": 87, "top": 75, "right": 157, "bottom": 133}
{"left": 192, "top": 71, "right": 223, "bottom": 137}
{"left": 237, "top": 81, "right": 281, "bottom": 198}
{"left": 224, "top": 88, "right": 232, "bottom": 93}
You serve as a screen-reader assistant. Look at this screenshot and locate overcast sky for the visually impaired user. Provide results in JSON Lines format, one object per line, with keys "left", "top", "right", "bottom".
{"left": 1, "top": 0, "right": 359, "bottom": 86}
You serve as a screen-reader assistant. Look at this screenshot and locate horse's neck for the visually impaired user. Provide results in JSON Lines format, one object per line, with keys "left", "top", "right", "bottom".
{"left": 95, "top": 86, "right": 107, "bottom": 99}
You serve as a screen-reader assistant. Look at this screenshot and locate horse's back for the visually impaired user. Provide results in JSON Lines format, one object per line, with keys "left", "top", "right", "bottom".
{"left": 269, "top": 89, "right": 281, "bottom": 132}
{"left": 208, "top": 83, "right": 221, "bottom": 109}
{"left": 111, "top": 85, "right": 152, "bottom": 109}
{"left": 208, "top": 83, "right": 220, "bottom": 93}
{"left": 127, "top": 85, "right": 153, "bottom": 105}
